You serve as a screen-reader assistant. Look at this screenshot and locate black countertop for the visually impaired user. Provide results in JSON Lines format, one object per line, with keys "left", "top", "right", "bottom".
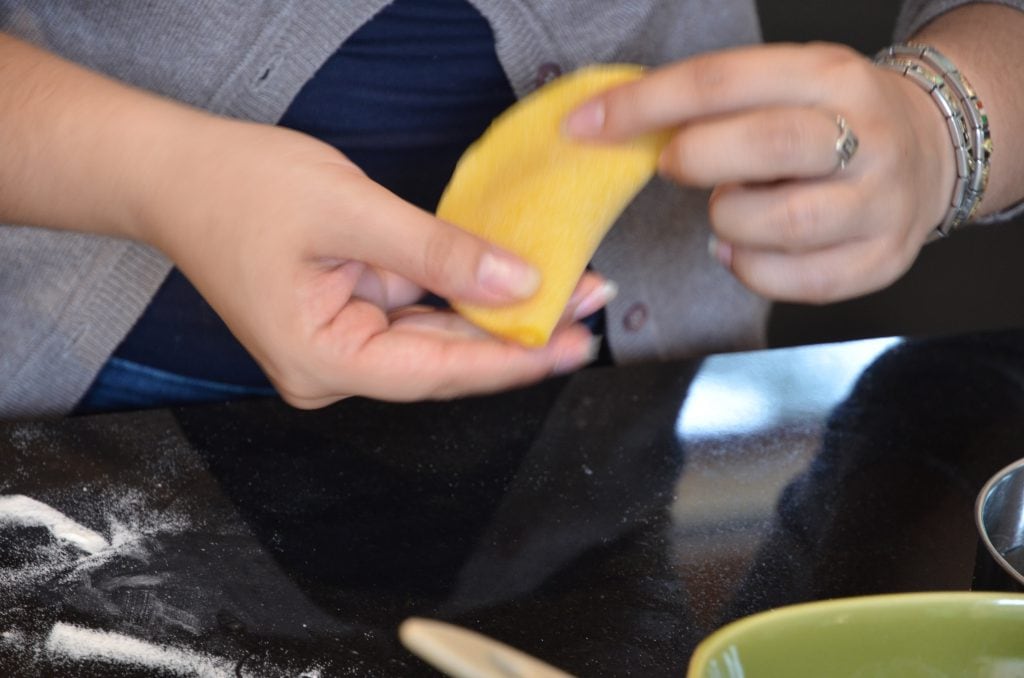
{"left": 3, "top": 329, "right": 1024, "bottom": 676}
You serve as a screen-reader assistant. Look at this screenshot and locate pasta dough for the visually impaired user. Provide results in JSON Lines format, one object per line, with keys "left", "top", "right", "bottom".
{"left": 437, "top": 64, "right": 668, "bottom": 347}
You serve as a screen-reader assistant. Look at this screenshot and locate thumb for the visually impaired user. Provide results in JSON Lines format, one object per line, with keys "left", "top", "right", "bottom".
{"left": 333, "top": 177, "right": 541, "bottom": 306}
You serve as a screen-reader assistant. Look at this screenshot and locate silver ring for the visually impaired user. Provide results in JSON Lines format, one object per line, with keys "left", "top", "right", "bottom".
{"left": 834, "top": 114, "right": 859, "bottom": 171}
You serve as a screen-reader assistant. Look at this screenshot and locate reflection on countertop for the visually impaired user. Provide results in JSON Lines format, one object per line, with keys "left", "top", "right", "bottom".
{"left": 3, "top": 329, "right": 1024, "bottom": 676}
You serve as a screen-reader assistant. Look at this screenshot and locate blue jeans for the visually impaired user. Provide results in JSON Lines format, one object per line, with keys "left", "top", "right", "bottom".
{"left": 75, "top": 357, "right": 277, "bottom": 415}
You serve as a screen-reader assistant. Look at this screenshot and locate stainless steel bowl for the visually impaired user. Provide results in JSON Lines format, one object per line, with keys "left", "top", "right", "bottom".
{"left": 976, "top": 457, "right": 1024, "bottom": 589}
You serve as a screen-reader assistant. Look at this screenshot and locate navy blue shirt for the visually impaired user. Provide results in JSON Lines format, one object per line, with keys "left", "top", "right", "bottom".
{"left": 114, "top": 0, "right": 518, "bottom": 386}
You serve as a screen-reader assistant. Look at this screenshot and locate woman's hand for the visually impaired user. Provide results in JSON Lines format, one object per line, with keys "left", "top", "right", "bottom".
{"left": 141, "top": 119, "right": 600, "bottom": 407}
{"left": 566, "top": 42, "right": 956, "bottom": 303}
{"left": 0, "top": 32, "right": 600, "bottom": 409}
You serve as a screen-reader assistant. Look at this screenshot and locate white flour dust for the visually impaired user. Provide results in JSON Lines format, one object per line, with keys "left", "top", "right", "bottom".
{"left": 45, "top": 623, "right": 236, "bottom": 677}
{"left": 0, "top": 494, "right": 110, "bottom": 553}
{"left": 1, "top": 493, "right": 330, "bottom": 676}
{"left": 0, "top": 491, "right": 208, "bottom": 671}
{"left": 0, "top": 490, "right": 191, "bottom": 607}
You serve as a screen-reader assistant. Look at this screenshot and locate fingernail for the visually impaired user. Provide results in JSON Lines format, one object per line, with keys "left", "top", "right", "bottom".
{"left": 564, "top": 100, "right": 605, "bottom": 138}
{"left": 572, "top": 280, "right": 619, "bottom": 321}
{"left": 553, "top": 335, "right": 602, "bottom": 375}
{"left": 477, "top": 250, "right": 541, "bottom": 299}
{"left": 708, "top": 234, "right": 733, "bottom": 269}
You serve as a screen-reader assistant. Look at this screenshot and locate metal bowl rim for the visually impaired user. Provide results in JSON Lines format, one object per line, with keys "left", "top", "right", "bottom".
{"left": 975, "top": 456, "right": 1024, "bottom": 588}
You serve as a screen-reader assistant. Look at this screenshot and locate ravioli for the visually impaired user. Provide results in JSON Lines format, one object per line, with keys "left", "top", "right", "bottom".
{"left": 437, "top": 64, "right": 668, "bottom": 347}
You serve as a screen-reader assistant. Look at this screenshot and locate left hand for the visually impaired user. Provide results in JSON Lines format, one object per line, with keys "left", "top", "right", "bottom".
{"left": 142, "top": 119, "right": 602, "bottom": 408}
{"left": 565, "top": 43, "right": 957, "bottom": 303}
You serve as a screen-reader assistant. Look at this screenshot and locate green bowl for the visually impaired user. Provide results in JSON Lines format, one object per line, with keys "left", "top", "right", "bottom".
{"left": 687, "top": 592, "right": 1024, "bottom": 677}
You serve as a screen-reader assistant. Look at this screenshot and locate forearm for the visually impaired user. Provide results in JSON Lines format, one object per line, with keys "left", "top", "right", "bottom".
{"left": 909, "top": 3, "right": 1024, "bottom": 216}
{"left": 0, "top": 32, "right": 213, "bottom": 243}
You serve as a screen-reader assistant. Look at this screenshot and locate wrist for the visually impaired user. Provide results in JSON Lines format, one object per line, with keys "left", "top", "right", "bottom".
{"left": 124, "top": 103, "right": 232, "bottom": 253}
{"left": 894, "top": 74, "right": 957, "bottom": 241}
{"left": 874, "top": 43, "right": 992, "bottom": 239}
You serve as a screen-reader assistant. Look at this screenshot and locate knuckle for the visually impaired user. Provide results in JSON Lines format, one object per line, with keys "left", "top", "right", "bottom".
{"left": 707, "top": 186, "right": 739, "bottom": 233}
{"left": 798, "top": 267, "right": 842, "bottom": 305}
{"left": 661, "top": 135, "right": 702, "bottom": 184}
{"left": 687, "top": 55, "right": 733, "bottom": 107}
{"left": 814, "top": 45, "right": 873, "bottom": 94}
{"left": 775, "top": 193, "right": 822, "bottom": 245}
{"left": 421, "top": 227, "right": 462, "bottom": 290}
{"left": 809, "top": 41, "right": 861, "bottom": 70}
{"left": 425, "top": 376, "right": 459, "bottom": 400}
{"left": 417, "top": 351, "right": 463, "bottom": 400}
{"left": 756, "top": 115, "right": 813, "bottom": 167}
{"left": 331, "top": 172, "right": 375, "bottom": 226}
{"left": 707, "top": 192, "right": 727, "bottom": 227}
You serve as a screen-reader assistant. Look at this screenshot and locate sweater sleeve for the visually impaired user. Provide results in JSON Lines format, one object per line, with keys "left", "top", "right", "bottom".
{"left": 894, "top": 0, "right": 1024, "bottom": 223}
{"left": 895, "top": 0, "right": 1024, "bottom": 39}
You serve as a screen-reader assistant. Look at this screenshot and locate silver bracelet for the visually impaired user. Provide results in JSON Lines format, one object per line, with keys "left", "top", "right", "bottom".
{"left": 885, "top": 43, "right": 992, "bottom": 197}
{"left": 874, "top": 44, "right": 992, "bottom": 237}
{"left": 874, "top": 57, "right": 972, "bottom": 236}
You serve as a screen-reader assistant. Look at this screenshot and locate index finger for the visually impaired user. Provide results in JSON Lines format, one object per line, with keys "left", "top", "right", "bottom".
{"left": 567, "top": 43, "right": 859, "bottom": 141}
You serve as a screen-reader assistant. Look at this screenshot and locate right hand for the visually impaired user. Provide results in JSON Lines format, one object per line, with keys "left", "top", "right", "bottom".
{"left": 139, "top": 119, "right": 600, "bottom": 408}
{"left": 566, "top": 43, "right": 955, "bottom": 304}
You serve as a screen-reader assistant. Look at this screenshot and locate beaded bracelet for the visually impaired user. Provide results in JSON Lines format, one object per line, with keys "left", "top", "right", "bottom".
{"left": 874, "top": 43, "right": 992, "bottom": 237}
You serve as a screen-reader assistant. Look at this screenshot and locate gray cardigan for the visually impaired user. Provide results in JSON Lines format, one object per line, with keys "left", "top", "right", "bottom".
{"left": 0, "top": 0, "right": 1017, "bottom": 418}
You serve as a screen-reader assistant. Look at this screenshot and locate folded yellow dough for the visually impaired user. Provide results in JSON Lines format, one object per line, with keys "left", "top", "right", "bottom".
{"left": 436, "top": 64, "right": 669, "bottom": 347}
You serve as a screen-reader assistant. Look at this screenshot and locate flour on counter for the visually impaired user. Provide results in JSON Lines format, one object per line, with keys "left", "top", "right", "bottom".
{"left": 0, "top": 491, "right": 192, "bottom": 618}
{"left": 0, "top": 494, "right": 109, "bottom": 554}
{"left": 1, "top": 492, "right": 335, "bottom": 676}
{"left": 45, "top": 622, "right": 236, "bottom": 677}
